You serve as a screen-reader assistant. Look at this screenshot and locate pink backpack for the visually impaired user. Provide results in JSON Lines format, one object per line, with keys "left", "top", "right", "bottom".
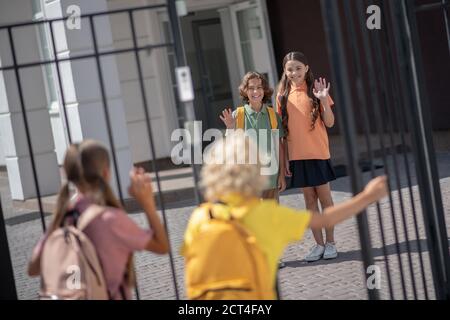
{"left": 39, "top": 205, "right": 109, "bottom": 300}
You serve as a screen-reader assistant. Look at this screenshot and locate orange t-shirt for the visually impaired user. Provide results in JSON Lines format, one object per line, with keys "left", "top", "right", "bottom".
{"left": 277, "top": 82, "right": 334, "bottom": 161}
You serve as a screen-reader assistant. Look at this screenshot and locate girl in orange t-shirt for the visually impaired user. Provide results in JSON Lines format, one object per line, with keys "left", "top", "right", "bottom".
{"left": 276, "top": 52, "right": 338, "bottom": 262}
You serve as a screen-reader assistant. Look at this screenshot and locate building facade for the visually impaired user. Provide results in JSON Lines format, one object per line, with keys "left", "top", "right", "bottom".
{"left": 0, "top": 0, "right": 448, "bottom": 200}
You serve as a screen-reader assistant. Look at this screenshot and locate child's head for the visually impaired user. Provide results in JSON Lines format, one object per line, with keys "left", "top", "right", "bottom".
{"left": 200, "top": 131, "right": 268, "bottom": 202}
{"left": 76, "top": 140, "right": 112, "bottom": 187}
{"left": 51, "top": 139, "right": 121, "bottom": 231}
{"left": 278, "top": 52, "right": 321, "bottom": 132}
{"left": 239, "top": 71, "right": 273, "bottom": 105}
{"left": 282, "top": 52, "right": 311, "bottom": 86}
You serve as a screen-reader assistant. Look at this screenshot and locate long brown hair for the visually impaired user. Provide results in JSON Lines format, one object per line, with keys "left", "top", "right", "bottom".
{"left": 277, "top": 52, "right": 321, "bottom": 133}
{"left": 51, "top": 140, "right": 135, "bottom": 288}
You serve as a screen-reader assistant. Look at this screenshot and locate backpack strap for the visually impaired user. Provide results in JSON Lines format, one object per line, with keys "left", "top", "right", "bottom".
{"left": 206, "top": 201, "right": 234, "bottom": 221}
{"left": 208, "top": 207, "right": 214, "bottom": 220}
{"left": 236, "top": 106, "right": 245, "bottom": 129}
{"left": 237, "top": 106, "right": 277, "bottom": 130}
{"left": 267, "top": 106, "right": 278, "bottom": 129}
{"left": 61, "top": 209, "right": 81, "bottom": 228}
{"left": 77, "top": 204, "right": 105, "bottom": 231}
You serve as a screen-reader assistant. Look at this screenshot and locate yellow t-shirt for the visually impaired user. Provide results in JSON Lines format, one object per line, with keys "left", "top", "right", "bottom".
{"left": 182, "top": 195, "right": 311, "bottom": 291}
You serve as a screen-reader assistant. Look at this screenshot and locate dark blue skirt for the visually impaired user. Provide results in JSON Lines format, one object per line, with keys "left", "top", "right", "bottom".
{"left": 289, "top": 159, "right": 336, "bottom": 188}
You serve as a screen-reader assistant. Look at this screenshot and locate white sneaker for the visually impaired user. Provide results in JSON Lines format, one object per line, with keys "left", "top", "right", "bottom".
{"left": 323, "top": 242, "right": 338, "bottom": 260}
{"left": 304, "top": 244, "right": 325, "bottom": 262}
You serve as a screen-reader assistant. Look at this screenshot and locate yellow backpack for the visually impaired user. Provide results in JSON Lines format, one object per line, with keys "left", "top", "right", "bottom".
{"left": 184, "top": 203, "right": 274, "bottom": 300}
{"left": 236, "top": 106, "right": 278, "bottom": 130}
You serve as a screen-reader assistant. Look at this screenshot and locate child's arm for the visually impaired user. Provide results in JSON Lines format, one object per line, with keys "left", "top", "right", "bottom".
{"left": 28, "top": 235, "right": 48, "bottom": 276}
{"left": 129, "top": 167, "right": 170, "bottom": 254}
{"left": 320, "top": 97, "right": 335, "bottom": 128}
{"left": 278, "top": 138, "right": 286, "bottom": 192}
{"left": 309, "top": 176, "right": 387, "bottom": 229}
{"left": 283, "top": 138, "right": 291, "bottom": 176}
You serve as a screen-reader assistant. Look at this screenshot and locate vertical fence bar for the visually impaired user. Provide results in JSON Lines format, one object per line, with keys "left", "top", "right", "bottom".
{"left": 166, "top": 0, "right": 202, "bottom": 204}
{"left": 388, "top": 0, "right": 450, "bottom": 299}
{"left": 365, "top": 0, "right": 418, "bottom": 299}
{"left": 441, "top": 0, "right": 450, "bottom": 55}
{"left": 48, "top": 20, "right": 72, "bottom": 144}
{"left": 402, "top": 0, "right": 450, "bottom": 299}
{"left": 342, "top": 0, "right": 394, "bottom": 300}
{"left": 354, "top": 0, "right": 408, "bottom": 299}
{"left": 381, "top": 3, "right": 429, "bottom": 299}
{"left": 320, "top": 0, "right": 379, "bottom": 300}
{"left": 128, "top": 9, "right": 180, "bottom": 300}
{"left": 379, "top": 0, "right": 430, "bottom": 299}
{"left": 0, "top": 199, "right": 17, "bottom": 299}
{"left": 88, "top": 16, "right": 124, "bottom": 203}
{"left": 89, "top": 15, "right": 140, "bottom": 300}
{"left": 7, "top": 27, "right": 46, "bottom": 232}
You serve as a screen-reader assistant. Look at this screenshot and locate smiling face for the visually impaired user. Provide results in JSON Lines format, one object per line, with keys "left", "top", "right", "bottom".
{"left": 246, "top": 77, "right": 264, "bottom": 106}
{"left": 284, "top": 60, "right": 309, "bottom": 86}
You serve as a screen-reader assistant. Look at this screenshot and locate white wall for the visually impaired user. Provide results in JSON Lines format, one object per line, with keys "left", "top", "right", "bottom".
{"left": 104, "top": 0, "right": 242, "bottom": 163}
{"left": 43, "top": 0, "right": 134, "bottom": 197}
{"left": 0, "top": 130, "right": 5, "bottom": 166}
{"left": 106, "top": 0, "right": 179, "bottom": 163}
{"left": 0, "top": 0, "right": 61, "bottom": 200}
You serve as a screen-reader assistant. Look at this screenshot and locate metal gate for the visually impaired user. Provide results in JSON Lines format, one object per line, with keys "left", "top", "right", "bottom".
{"left": 320, "top": 0, "right": 450, "bottom": 299}
{"left": 0, "top": 0, "right": 449, "bottom": 300}
{"left": 0, "top": 1, "right": 200, "bottom": 300}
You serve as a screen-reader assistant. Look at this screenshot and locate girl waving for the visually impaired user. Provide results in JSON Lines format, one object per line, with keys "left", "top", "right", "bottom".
{"left": 277, "top": 52, "right": 337, "bottom": 262}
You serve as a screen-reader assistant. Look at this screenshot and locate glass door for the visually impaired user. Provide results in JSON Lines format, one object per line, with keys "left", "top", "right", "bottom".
{"left": 229, "top": 0, "right": 278, "bottom": 94}
{"left": 192, "top": 18, "right": 233, "bottom": 130}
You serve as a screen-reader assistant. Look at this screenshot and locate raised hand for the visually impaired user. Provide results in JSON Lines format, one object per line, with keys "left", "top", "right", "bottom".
{"left": 363, "top": 175, "right": 388, "bottom": 203}
{"left": 219, "top": 108, "right": 236, "bottom": 129}
{"left": 128, "top": 166, "right": 154, "bottom": 205}
{"left": 313, "top": 77, "right": 331, "bottom": 101}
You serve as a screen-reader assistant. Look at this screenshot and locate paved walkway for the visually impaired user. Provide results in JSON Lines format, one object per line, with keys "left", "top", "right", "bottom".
{"left": 1, "top": 152, "right": 449, "bottom": 300}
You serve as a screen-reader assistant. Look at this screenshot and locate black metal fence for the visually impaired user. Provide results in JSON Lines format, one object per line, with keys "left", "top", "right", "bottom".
{"left": 0, "top": 0, "right": 449, "bottom": 300}
{"left": 0, "top": 1, "right": 201, "bottom": 300}
{"left": 321, "top": 0, "right": 450, "bottom": 299}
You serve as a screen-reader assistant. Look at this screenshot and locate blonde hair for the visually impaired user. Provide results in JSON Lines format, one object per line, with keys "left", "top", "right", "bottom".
{"left": 201, "top": 131, "right": 268, "bottom": 202}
